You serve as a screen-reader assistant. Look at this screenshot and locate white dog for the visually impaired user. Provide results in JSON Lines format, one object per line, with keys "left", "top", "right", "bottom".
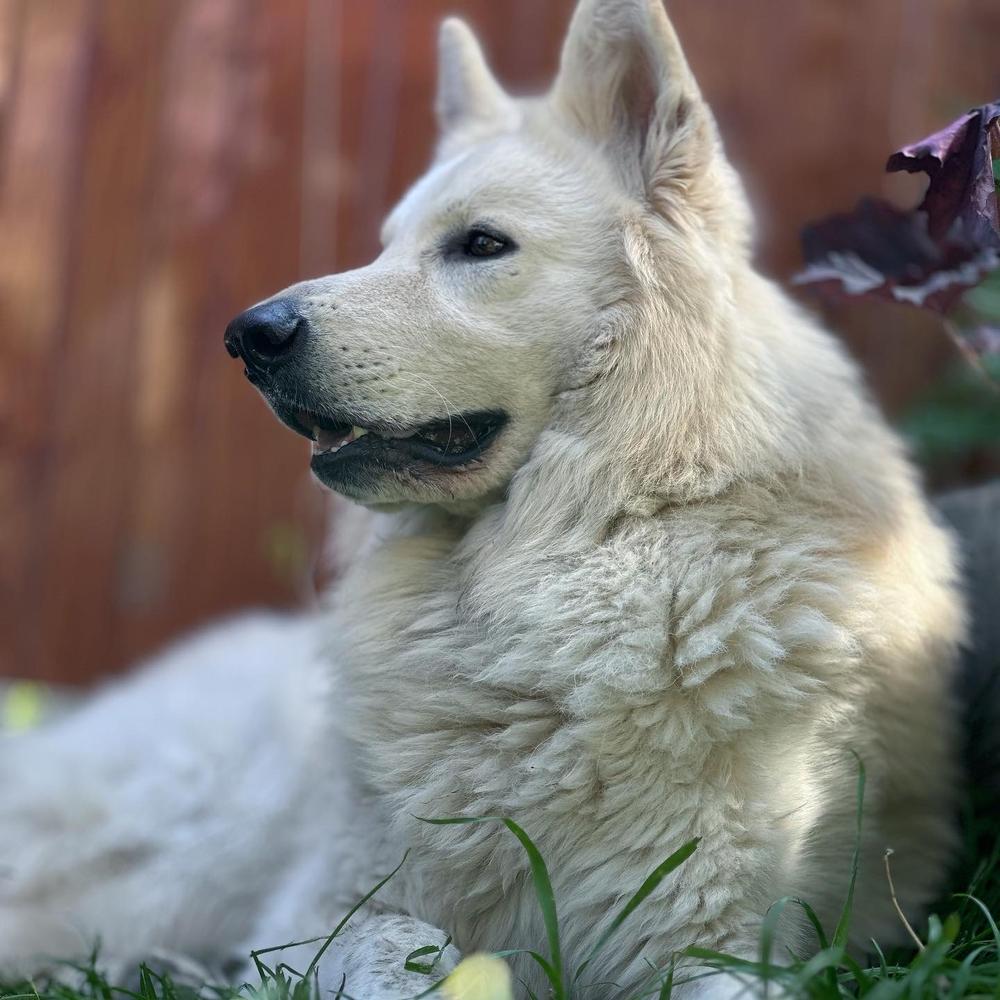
{"left": 1, "top": 1, "right": 965, "bottom": 997}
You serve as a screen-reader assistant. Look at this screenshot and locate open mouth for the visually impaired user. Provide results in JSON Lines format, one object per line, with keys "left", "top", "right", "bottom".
{"left": 271, "top": 400, "right": 507, "bottom": 472}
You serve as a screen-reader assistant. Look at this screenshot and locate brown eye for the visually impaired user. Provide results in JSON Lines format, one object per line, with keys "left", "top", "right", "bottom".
{"left": 464, "top": 229, "right": 510, "bottom": 258}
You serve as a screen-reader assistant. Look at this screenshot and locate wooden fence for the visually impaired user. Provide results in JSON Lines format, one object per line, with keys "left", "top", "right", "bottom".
{"left": 1, "top": 0, "right": 998, "bottom": 684}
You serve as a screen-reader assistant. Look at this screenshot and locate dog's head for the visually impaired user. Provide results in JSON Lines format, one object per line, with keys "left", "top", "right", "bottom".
{"left": 225, "top": 0, "right": 753, "bottom": 509}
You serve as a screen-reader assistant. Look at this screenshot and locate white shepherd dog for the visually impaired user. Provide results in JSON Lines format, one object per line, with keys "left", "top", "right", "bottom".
{"left": 1, "top": 1, "right": 965, "bottom": 997}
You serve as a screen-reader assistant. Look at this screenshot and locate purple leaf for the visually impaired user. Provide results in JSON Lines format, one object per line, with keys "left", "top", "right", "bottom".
{"left": 796, "top": 100, "right": 1000, "bottom": 314}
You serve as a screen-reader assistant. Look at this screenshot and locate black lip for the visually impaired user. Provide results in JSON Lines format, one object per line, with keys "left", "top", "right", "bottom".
{"left": 266, "top": 394, "right": 507, "bottom": 471}
{"left": 313, "top": 411, "right": 507, "bottom": 473}
{"left": 272, "top": 403, "right": 350, "bottom": 443}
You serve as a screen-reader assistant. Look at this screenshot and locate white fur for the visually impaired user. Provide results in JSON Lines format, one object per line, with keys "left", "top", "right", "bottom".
{"left": 1, "top": 2, "right": 964, "bottom": 997}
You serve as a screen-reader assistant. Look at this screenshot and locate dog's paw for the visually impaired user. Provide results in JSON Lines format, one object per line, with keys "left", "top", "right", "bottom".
{"left": 340, "top": 915, "right": 461, "bottom": 998}
{"left": 228, "top": 914, "right": 459, "bottom": 1000}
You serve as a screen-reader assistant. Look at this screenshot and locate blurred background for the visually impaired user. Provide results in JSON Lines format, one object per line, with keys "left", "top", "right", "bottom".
{"left": 1, "top": 0, "right": 999, "bottom": 688}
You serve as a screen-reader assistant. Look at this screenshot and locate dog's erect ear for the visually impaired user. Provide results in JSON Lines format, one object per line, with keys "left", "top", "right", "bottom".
{"left": 436, "top": 18, "right": 514, "bottom": 134}
{"left": 551, "top": 0, "right": 717, "bottom": 201}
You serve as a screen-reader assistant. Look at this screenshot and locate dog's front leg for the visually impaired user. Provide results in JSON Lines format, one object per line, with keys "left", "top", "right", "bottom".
{"left": 335, "top": 913, "right": 461, "bottom": 999}
{"left": 235, "top": 911, "right": 460, "bottom": 1000}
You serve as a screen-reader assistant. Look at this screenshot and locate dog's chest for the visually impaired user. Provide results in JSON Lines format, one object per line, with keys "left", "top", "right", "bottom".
{"left": 326, "top": 523, "right": 718, "bottom": 854}
{"left": 330, "top": 521, "right": 676, "bottom": 724}
{"left": 326, "top": 530, "right": 671, "bottom": 943}
{"left": 331, "top": 529, "right": 580, "bottom": 759}
{"left": 320, "top": 515, "right": 867, "bottom": 966}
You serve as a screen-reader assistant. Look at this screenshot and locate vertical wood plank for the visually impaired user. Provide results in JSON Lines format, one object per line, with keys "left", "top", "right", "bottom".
{"left": 28, "top": 0, "right": 180, "bottom": 682}
{"left": 0, "top": 0, "right": 94, "bottom": 677}
{"left": 299, "top": 0, "right": 341, "bottom": 276}
{"left": 110, "top": 0, "right": 325, "bottom": 676}
{"left": 0, "top": 0, "right": 27, "bottom": 178}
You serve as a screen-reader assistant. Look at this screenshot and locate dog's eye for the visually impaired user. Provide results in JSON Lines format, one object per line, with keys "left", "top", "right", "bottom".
{"left": 464, "top": 229, "right": 512, "bottom": 259}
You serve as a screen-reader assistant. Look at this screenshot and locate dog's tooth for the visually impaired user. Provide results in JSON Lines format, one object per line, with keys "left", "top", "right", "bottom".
{"left": 311, "top": 425, "right": 321, "bottom": 442}
{"left": 352, "top": 426, "right": 368, "bottom": 438}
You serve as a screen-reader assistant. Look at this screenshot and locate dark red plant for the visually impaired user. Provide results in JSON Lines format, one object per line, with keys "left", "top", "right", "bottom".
{"left": 796, "top": 100, "right": 1000, "bottom": 360}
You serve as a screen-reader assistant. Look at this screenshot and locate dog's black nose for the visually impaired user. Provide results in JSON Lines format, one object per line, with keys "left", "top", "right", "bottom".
{"left": 224, "top": 299, "right": 304, "bottom": 370}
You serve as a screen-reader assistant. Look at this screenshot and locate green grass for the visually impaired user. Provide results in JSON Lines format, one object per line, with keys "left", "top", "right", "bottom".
{"left": 3, "top": 766, "right": 998, "bottom": 1000}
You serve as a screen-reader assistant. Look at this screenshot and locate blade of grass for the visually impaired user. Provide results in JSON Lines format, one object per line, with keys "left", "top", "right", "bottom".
{"left": 491, "top": 948, "right": 560, "bottom": 986}
{"left": 249, "top": 853, "right": 410, "bottom": 978}
{"left": 303, "top": 852, "right": 409, "bottom": 979}
{"left": 832, "top": 752, "right": 866, "bottom": 950}
{"left": 417, "top": 816, "right": 565, "bottom": 999}
{"left": 759, "top": 896, "right": 794, "bottom": 975}
{"left": 839, "top": 953, "right": 873, "bottom": 994}
{"left": 951, "top": 945, "right": 989, "bottom": 996}
{"left": 788, "top": 946, "right": 844, "bottom": 986}
{"left": 869, "top": 937, "right": 889, "bottom": 979}
{"left": 623, "top": 958, "right": 673, "bottom": 1000}
{"left": 760, "top": 896, "right": 841, "bottom": 993}
{"left": 792, "top": 898, "right": 829, "bottom": 952}
{"left": 402, "top": 939, "right": 451, "bottom": 976}
{"left": 682, "top": 947, "right": 756, "bottom": 968}
{"left": 573, "top": 839, "right": 698, "bottom": 984}
{"left": 955, "top": 894, "right": 1000, "bottom": 953}
{"left": 657, "top": 959, "right": 674, "bottom": 1000}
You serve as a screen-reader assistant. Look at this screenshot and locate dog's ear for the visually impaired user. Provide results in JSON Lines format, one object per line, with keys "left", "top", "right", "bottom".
{"left": 551, "top": 0, "right": 718, "bottom": 204}
{"left": 436, "top": 18, "right": 514, "bottom": 135}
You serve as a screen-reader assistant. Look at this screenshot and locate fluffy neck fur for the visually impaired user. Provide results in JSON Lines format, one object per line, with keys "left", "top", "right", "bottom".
{"left": 476, "top": 223, "right": 903, "bottom": 563}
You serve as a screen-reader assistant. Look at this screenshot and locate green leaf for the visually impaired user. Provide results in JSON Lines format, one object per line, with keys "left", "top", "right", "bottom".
{"left": 954, "top": 893, "right": 1000, "bottom": 953}
{"left": 951, "top": 945, "right": 989, "bottom": 997}
{"left": 491, "top": 948, "right": 561, "bottom": 992}
{"left": 832, "top": 752, "right": 866, "bottom": 949}
{"left": 840, "top": 953, "right": 874, "bottom": 994}
{"left": 760, "top": 896, "right": 839, "bottom": 993}
{"left": 759, "top": 896, "right": 793, "bottom": 972}
{"left": 681, "top": 946, "right": 757, "bottom": 969}
{"left": 656, "top": 960, "right": 674, "bottom": 1000}
{"left": 303, "top": 852, "right": 408, "bottom": 979}
{"left": 402, "top": 936, "right": 452, "bottom": 976}
{"left": 574, "top": 839, "right": 698, "bottom": 984}
{"left": 501, "top": 819, "right": 563, "bottom": 996}
{"left": 403, "top": 946, "right": 441, "bottom": 976}
{"left": 416, "top": 816, "right": 565, "bottom": 999}
{"left": 788, "top": 946, "right": 845, "bottom": 990}
{"left": 869, "top": 937, "right": 889, "bottom": 978}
